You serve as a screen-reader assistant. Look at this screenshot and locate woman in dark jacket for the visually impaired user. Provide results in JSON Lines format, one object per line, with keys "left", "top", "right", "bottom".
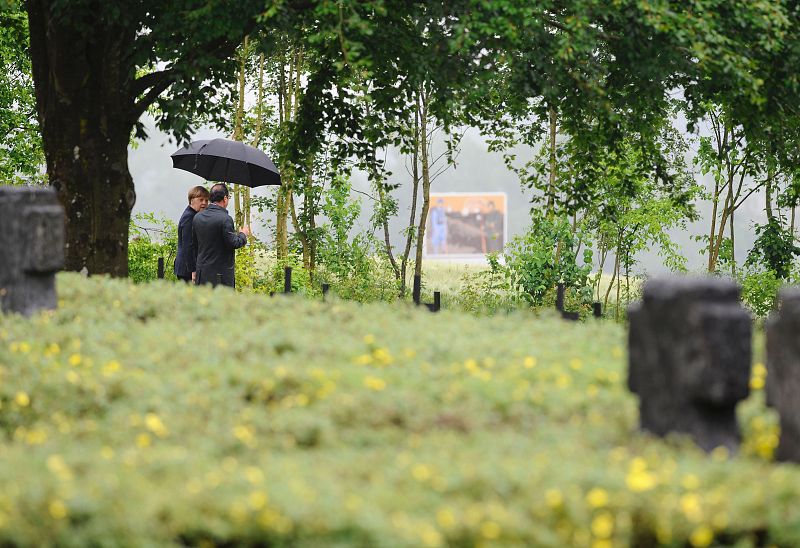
{"left": 174, "top": 186, "right": 209, "bottom": 282}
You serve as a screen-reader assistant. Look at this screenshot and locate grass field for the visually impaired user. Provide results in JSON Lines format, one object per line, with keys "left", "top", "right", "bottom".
{"left": 0, "top": 273, "right": 791, "bottom": 546}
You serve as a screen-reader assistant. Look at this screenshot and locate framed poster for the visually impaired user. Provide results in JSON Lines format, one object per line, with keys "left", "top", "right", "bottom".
{"left": 425, "top": 192, "right": 507, "bottom": 257}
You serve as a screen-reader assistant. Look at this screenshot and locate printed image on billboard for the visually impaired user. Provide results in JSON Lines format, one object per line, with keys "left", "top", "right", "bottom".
{"left": 425, "top": 192, "right": 507, "bottom": 257}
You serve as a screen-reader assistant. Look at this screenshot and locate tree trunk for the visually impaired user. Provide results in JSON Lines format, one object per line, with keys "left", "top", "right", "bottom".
{"left": 730, "top": 207, "right": 736, "bottom": 278}
{"left": 400, "top": 94, "right": 421, "bottom": 296}
{"left": 413, "top": 86, "right": 430, "bottom": 283}
{"left": 707, "top": 177, "right": 721, "bottom": 272}
{"left": 232, "top": 36, "right": 248, "bottom": 228}
{"left": 547, "top": 106, "right": 557, "bottom": 217}
{"left": 27, "top": 0, "right": 136, "bottom": 276}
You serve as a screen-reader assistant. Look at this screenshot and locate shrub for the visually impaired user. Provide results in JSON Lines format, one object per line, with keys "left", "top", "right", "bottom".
{"left": 128, "top": 213, "right": 178, "bottom": 283}
{"left": 0, "top": 274, "right": 794, "bottom": 546}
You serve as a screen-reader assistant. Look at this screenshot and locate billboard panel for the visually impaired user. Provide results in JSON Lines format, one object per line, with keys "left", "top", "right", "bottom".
{"left": 425, "top": 192, "right": 507, "bottom": 257}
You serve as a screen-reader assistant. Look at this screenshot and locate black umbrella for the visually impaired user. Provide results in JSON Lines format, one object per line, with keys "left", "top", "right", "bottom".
{"left": 171, "top": 138, "right": 281, "bottom": 187}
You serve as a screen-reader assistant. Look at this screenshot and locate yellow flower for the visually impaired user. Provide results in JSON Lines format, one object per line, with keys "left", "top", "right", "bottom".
{"left": 373, "top": 347, "right": 393, "bottom": 365}
{"left": 354, "top": 354, "right": 373, "bottom": 365}
{"left": 480, "top": 521, "right": 501, "bottom": 539}
{"left": 689, "top": 525, "right": 714, "bottom": 547}
{"left": 523, "top": 356, "right": 537, "bottom": 368}
{"left": 233, "top": 425, "right": 256, "bottom": 446}
{"left": 68, "top": 353, "right": 82, "bottom": 366}
{"left": 436, "top": 508, "right": 456, "bottom": 529}
{"left": 46, "top": 454, "right": 73, "bottom": 480}
{"left": 66, "top": 370, "right": 80, "bottom": 384}
{"left": 569, "top": 358, "right": 583, "bottom": 370}
{"left": 586, "top": 488, "right": 609, "bottom": 508}
{"left": 100, "top": 446, "right": 115, "bottom": 460}
{"left": 245, "top": 466, "right": 264, "bottom": 485}
{"left": 412, "top": 464, "right": 432, "bottom": 481}
{"left": 248, "top": 491, "right": 269, "bottom": 510}
{"left": 363, "top": 334, "right": 376, "bottom": 345}
{"left": 680, "top": 493, "right": 703, "bottom": 522}
{"left": 625, "top": 458, "right": 657, "bottom": 492}
{"left": 48, "top": 499, "right": 68, "bottom": 520}
{"left": 102, "top": 360, "right": 122, "bottom": 376}
{"left": 14, "top": 392, "right": 30, "bottom": 407}
{"left": 749, "top": 376, "right": 765, "bottom": 390}
{"left": 145, "top": 413, "right": 168, "bottom": 438}
{"left": 136, "top": 433, "right": 152, "bottom": 448}
{"left": 752, "top": 362, "right": 767, "bottom": 377}
{"left": 364, "top": 376, "right": 386, "bottom": 391}
{"left": 545, "top": 488, "right": 563, "bottom": 508}
{"left": 420, "top": 525, "right": 443, "bottom": 547}
{"left": 591, "top": 512, "right": 614, "bottom": 539}
{"left": 18, "top": 342, "right": 30, "bottom": 354}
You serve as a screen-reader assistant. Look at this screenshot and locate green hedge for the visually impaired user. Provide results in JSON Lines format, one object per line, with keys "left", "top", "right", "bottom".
{"left": 0, "top": 274, "right": 793, "bottom": 546}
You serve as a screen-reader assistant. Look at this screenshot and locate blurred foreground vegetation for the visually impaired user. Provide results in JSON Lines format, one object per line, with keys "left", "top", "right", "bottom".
{"left": 0, "top": 274, "right": 793, "bottom": 546}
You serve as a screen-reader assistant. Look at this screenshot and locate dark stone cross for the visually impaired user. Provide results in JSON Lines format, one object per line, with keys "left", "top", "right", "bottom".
{"left": 0, "top": 187, "right": 65, "bottom": 316}
{"left": 766, "top": 287, "right": 800, "bottom": 462}
{"left": 627, "top": 277, "right": 752, "bottom": 452}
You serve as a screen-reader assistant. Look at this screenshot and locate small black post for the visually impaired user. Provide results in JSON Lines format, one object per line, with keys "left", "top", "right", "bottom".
{"left": 322, "top": 283, "right": 330, "bottom": 301}
{"left": 413, "top": 275, "right": 421, "bottom": 306}
{"left": 157, "top": 257, "right": 164, "bottom": 279}
{"left": 593, "top": 302, "right": 602, "bottom": 318}
{"left": 556, "top": 283, "right": 565, "bottom": 312}
{"left": 284, "top": 266, "right": 292, "bottom": 294}
{"left": 561, "top": 311, "right": 580, "bottom": 321}
{"left": 433, "top": 291, "right": 441, "bottom": 312}
{"left": 216, "top": 273, "right": 223, "bottom": 287}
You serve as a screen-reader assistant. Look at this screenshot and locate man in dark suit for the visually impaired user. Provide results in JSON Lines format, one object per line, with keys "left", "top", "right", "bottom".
{"left": 174, "top": 186, "right": 210, "bottom": 282}
{"left": 192, "top": 183, "right": 251, "bottom": 287}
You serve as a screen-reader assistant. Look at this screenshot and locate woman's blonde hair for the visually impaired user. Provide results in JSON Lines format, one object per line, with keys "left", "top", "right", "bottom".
{"left": 188, "top": 186, "right": 210, "bottom": 203}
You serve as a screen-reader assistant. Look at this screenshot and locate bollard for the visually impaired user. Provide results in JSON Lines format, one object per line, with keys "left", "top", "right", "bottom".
{"left": 561, "top": 311, "right": 579, "bottom": 321}
{"left": 765, "top": 287, "right": 800, "bottom": 462}
{"left": 322, "top": 283, "right": 330, "bottom": 301}
{"left": 157, "top": 257, "right": 165, "bottom": 279}
{"left": 555, "top": 283, "right": 565, "bottom": 312}
{"left": 284, "top": 267, "right": 292, "bottom": 294}
{"left": 592, "top": 302, "right": 602, "bottom": 318}
{"left": 413, "top": 275, "right": 421, "bottom": 306}
{"left": 216, "top": 273, "right": 223, "bottom": 287}
{"left": 627, "top": 277, "right": 751, "bottom": 452}
{"left": 425, "top": 291, "right": 441, "bottom": 313}
{"left": 0, "top": 187, "right": 65, "bottom": 316}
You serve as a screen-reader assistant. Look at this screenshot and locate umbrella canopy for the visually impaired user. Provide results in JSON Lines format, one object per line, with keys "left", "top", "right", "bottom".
{"left": 171, "top": 138, "right": 281, "bottom": 187}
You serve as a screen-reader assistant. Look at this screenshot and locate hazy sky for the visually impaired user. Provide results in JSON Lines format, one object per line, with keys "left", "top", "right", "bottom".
{"left": 129, "top": 116, "right": 771, "bottom": 274}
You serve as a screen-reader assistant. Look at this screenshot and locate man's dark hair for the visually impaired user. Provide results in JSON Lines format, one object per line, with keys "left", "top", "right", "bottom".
{"left": 209, "top": 183, "right": 229, "bottom": 203}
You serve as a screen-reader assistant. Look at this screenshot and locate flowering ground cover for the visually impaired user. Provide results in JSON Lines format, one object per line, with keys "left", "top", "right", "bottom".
{"left": 0, "top": 274, "right": 793, "bottom": 546}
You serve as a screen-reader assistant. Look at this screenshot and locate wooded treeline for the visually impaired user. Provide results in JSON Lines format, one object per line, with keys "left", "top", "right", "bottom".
{"left": 2, "top": 0, "right": 800, "bottom": 298}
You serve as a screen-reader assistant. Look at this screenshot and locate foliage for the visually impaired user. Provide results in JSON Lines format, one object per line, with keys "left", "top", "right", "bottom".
{"left": 739, "top": 269, "right": 783, "bottom": 319}
{"left": 0, "top": 2, "right": 44, "bottom": 184}
{"left": 0, "top": 273, "right": 791, "bottom": 546}
{"left": 503, "top": 213, "right": 593, "bottom": 307}
{"left": 455, "top": 253, "right": 521, "bottom": 314}
{"left": 746, "top": 218, "right": 800, "bottom": 279}
{"left": 315, "top": 176, "right": 398, "bottom": 302}
{"left": 127, "top": 213, "right": 178, "bottom": 284}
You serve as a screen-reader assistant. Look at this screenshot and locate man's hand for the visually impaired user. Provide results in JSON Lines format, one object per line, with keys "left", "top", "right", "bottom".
{"left": 240, "top": 225, "right": 252, "bottom": 237}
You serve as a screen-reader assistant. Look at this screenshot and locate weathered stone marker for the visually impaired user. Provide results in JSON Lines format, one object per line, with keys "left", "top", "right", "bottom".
{"left": 0, "top": 186, "right": 65, "bottom": 316}
{"left": 766, "top": 287, "right": 800, "bottom": 462}
{"left": 627, "top": 277, "right": 752, "bottom": 452}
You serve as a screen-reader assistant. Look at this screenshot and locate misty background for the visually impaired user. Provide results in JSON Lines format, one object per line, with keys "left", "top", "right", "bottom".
{"left": 129, "top": 115, "right": 770, "bottom": 275}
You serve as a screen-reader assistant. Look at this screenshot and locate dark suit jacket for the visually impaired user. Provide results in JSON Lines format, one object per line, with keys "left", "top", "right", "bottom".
{"left": 174, "top": 206, "right": 198, "bottom": 279}
{"left": 192, "top": 204, "right": 247, "bottom": 287}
